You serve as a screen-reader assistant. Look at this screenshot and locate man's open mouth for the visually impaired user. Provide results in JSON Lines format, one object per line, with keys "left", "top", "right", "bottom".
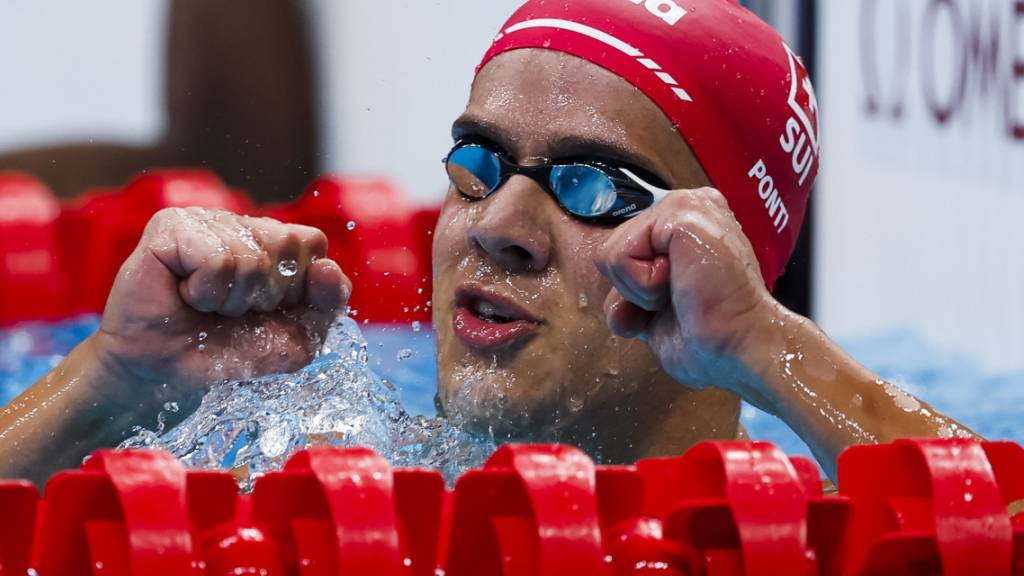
{"left": 470, "top": 299, "right": 516, "bottom": 323}
{"left": 452, "top": 285, "right": 541, "bottom": 349}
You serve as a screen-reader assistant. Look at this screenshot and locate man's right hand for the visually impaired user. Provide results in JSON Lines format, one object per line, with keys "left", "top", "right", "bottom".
{"left": 0, "top": 208, "right": 349, "bottom": 484}
{"left": 90, "top": 207, "right": 350, "bottom": 403}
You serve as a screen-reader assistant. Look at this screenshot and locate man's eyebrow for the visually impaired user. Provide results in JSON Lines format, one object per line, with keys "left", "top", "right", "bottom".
{"left": 451, "top": 116, "right": 509, "bottom": 148}
{"left": 451, "top": 115, "right": 671, "bottom": 185}
{"left": 547, "top": 134, "right": 667, "bottom": 181}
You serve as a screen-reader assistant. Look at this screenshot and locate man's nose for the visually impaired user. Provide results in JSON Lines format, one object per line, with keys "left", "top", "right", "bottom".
{"left": 467, "top": 175, "right": 553, "bottom": 273}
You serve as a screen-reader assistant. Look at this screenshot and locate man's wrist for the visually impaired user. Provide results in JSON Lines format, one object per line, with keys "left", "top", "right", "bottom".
{"left": 78, "top": 333, "right": 170, "bottom": 415}
{"left": 0, "top": 337, "right": 156, "bottom": 482}
{"left": 730, "top": 297, "right": 802, "bottom": 416}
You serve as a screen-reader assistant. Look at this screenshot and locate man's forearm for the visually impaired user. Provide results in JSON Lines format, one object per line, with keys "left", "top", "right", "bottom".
{"left": 0, "top": 338, "right": 153, "bottom": 485}
{"left": 738, "top": 303, "right": 979, "bottom": 480}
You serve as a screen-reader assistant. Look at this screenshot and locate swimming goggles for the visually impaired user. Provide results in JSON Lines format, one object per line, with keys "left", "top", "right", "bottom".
{"left": 444, "top": 139, "right": 672, "bottom": 224}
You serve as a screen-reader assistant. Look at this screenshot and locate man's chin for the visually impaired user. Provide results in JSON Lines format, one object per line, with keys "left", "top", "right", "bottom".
{"left": 443, "top": 397, "right": 528, "bottom": 440}
{"left": 439, "top": 385, "right": 560, "bottom": 442}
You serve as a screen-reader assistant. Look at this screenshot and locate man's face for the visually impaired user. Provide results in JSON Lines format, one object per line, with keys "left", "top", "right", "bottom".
{"left": 432, "top": 49, "right": 721, "bottom": 442}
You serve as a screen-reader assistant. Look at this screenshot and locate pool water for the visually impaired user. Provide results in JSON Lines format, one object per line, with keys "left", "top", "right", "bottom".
{"left": 2, "top": 316, "right": 1023, "bottom": 463}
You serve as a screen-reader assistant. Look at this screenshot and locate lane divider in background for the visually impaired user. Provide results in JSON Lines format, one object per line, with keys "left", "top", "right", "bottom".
{"left": 0, "top": 170, "right": 440, "bottom": 326}
{"left": 0, "top": 173, "right": 65, "bottom": 325}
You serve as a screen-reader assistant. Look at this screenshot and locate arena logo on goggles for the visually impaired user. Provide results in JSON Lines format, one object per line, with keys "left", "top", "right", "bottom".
{"left": 500, "top": 18, "right": 693, "bottom": 103}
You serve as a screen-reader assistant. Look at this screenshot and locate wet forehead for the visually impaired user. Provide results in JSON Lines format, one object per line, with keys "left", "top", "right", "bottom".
{"left": 464, "top": 49, "right": 706, "bottom": 186}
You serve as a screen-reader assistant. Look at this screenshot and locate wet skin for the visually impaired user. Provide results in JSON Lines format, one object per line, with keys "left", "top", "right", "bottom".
{"left": 433, "top": 49, "right": 740, "bottom": 459}
{"left": 0, "top": 50, "right": 978, "bottom": 486}
{"left": 435, "top": 50, "right": 979, "bottom": 471}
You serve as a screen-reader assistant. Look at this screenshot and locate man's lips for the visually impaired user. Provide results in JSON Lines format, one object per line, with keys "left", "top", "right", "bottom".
{"left": 452, "top": 285, "right": 542, "bottom": 349}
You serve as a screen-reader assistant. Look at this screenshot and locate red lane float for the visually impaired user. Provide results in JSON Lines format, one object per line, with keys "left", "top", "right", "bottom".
{"left": 838, "top": 439, "right": 1024, "bottom": 576}
{"left": 58, "top": 170, "right": 252, "bottom": 315}
{"left": 446, "top": 444, "right": 605, "bottom": 575}
{"left": 251, "top": 447, "right": 445, "bottom": 575}
{"left": 1, "top": 439, "right": 1022, "bottom": 575}
{"left": 0, "top": 173, "right": 65, "bottom": 325}
{"left": 0, "top": 169, "right": 442, "bottom": 326}
{"left": 269, "top": 176, "right": 432, "bottom": 323}
{"left": 58, "top": 187, "right": 122, "bottom": 315}
{"left": 412, "top": 205, "right": 441, "bottom": 315}
{"left": 32, "top": 449, "right": 236, "bottom": 576}
{"left": 0, "top": 480, "right": 36, "bottom": 576}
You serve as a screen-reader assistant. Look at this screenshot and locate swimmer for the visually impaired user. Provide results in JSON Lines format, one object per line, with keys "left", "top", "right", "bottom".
{"left": 0, "top": 0, "right": 976, "bottom": 485}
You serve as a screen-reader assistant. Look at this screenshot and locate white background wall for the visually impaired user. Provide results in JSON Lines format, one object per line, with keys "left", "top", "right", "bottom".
{"left": 0, "top": 0, "right": 166, "bottom": 149}
{"left": 0, "top": 0, "right": 787, "bottom": 205}
{"left": 304, "top": 0, "right": 527, "bottom": 205}
{"left": 0, "top": 0, "right": 523, "bottom": 206}
{"left": 815, "top": 0, "right": 1024, "bottom": 371}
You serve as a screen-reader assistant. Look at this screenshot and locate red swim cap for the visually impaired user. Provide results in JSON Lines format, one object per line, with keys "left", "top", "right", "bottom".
{"left": 478, "top": 0, "right": 820, "bottom": 287}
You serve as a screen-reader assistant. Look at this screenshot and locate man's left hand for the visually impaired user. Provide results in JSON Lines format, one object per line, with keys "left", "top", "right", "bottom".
{"left": 595, "top": 187, "right": 774, "bottom": 393}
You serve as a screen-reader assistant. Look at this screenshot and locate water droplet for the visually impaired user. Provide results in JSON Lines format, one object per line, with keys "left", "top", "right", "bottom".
{"left": 312, "top": 189, "right": 320, "bottom": 197}
{"left": 259, "top": 423, "right": 291, "bottom": 458}
{"left": 197, "top": 344, "right": 206, "bottom": 352}
{"left": 397, "top": 348, "right": 413, "bottom": 361}
{"left": 277, "top": 259, "right": 298, "bottom": 277}
{"left": 198, "top": 331, "right": 208, "bottom": 342}
{"left": 411, "top": 321, "right": 422, "bottom": 332}
{"left": 964, "top": 492, "right": 974, "bottom": 502}
{"left": 237, "top": 227, "right": 260, "bottom": 251}
{"left": 568, "top": 395, "right": 584, "bottom": 412}
{"left": 163, "top": 402, "right": 179, "bottom": 413}
{"left": 346, "top": 221, "right": 357, "bottom": 231}
{"left": 882, "top": 381, "right": 921, "bottom": 412}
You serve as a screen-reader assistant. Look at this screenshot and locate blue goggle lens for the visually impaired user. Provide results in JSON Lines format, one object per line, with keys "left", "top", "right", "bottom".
{"left": 446, "top": 145, "right": 502, "bottom": 198}
{"left": 549, "top": 165, "right": 617, "bottom": 217}
{"left": 445, "top": 144, "right": 625, "bottom": 219}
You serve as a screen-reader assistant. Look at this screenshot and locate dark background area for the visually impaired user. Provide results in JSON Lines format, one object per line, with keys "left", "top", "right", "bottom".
{"left": 770, "top": 0, "right": 816, "bottom": 319}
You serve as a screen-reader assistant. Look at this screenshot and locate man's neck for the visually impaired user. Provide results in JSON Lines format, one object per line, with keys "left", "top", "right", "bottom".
{"left": 557, "top": 379, "right": 742, "bottom": 464}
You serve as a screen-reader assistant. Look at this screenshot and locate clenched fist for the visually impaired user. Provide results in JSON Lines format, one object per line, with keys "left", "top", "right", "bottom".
{"left": 0, "top": 207, "right": 351, "bottom": 483}
{"left": 92, "top": 207, "right": 350, "bottom": 395}
{"left": 595, "top": 187, "right": 770, "bottom": 393}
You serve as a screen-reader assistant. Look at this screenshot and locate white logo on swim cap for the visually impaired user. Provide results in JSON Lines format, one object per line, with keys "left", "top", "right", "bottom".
{"left": 779, "top": 42, "right": 820, "bottom": 187}
{"left": 626, "top": 0, "right": 688, "bottom": 26}
{"left": 502, "top": 19, "right": 694, "bottom": 102}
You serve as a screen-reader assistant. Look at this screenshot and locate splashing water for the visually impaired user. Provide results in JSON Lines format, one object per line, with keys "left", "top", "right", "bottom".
{"left": 121, "top": 317, "right": 493, "bottom": 488}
